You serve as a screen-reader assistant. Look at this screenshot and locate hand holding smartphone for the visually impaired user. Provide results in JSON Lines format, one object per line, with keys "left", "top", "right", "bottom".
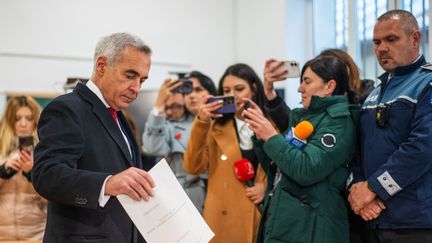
{"left": 172, "top": 78, "right": 193, "bottom": 94}
{"left": 18, "top": 136, "right": 34, "bottom": 152}
{"left": 207, "top": 96, "right": 237, "bottom": 114}
{"left": 270, "top": 60, "right": 300, "bottom": 80}
{"left": 244, "top": 101, "right": 251, "bottom": 110}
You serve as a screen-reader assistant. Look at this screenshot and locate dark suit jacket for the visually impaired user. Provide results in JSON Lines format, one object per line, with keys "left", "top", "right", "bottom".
{"left": 33, "top": 83, "right": 145, "bottom": 243}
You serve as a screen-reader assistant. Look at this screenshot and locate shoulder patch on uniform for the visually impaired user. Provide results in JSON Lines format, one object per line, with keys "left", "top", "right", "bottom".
{"left": 421, "top": 63, "right": 432, "bottom": 71}
{"left": 321, "top": 133, "right": 336, "bottom": 148}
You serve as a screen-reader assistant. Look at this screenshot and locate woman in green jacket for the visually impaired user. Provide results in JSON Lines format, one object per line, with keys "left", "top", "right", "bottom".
{"left": 243, "top": 55, "right": 359, "bottom": 243}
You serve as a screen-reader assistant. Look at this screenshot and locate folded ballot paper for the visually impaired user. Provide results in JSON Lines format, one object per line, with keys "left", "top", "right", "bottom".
{"left": 117, "top": 159, "right": 214, "bottom": 243}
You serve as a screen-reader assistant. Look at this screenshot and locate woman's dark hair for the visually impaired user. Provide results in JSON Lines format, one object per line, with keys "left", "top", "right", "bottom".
{"left": 216, "top": 63, "right": 268, "bottom": 124}
{"left": 301, "top": 55, "right": 359, "bottom": 104}
{"left": 319, "top": 48, "right": 362, "bottom": 92}
{"left": 186, "top": 71, "right": 217, "bottom": 95}
{"left": 359, "top": 79, "right": 375, "bottom": 103}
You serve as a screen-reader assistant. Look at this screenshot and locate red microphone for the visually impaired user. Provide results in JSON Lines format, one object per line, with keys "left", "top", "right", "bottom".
{"left": 234, "top": 158, "right": 264, "bottom": 213}
{"left": 233, "top": 158, "right": 255, "bottom": 187}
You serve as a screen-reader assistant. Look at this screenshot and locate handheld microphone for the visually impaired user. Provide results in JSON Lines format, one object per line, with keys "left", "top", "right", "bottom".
{"left": 285, "top": 120, "right": 314, "bottom": 149}
{"left": 233, "top": 158, "right": 264, "bottom": 213}
{"left": 233, "top": 158, "right": 255, "bottom": 187}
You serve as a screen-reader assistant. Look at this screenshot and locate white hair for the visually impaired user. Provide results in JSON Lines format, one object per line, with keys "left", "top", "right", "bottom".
{"left": 93, "top": 32, "right": 151, "bottom": 68}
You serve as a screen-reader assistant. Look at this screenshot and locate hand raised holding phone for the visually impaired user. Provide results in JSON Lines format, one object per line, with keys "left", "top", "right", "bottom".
{"left": 269, "top": 60, "right": 300, "bottom": 79}
{"left": 241, "top": 98, "right": 264, "bottom": 118}
{"left": 196, "top": 95, "right": 224, "bottom": 121}
{"left": 154, "top": 78, "right": 180, "bottom": 111}
{"left": 3, "top": 136, "right": 34, "bottom": 173}
{"left": 207, "top": 96, "right": 236, "bottom": 114}
{"left": 263, "top": 59, "right": 300, "bottom": 100}
{"left": 172, "top": 79, "right": 193, "bottom": 94}
{"left": 17, "top": 136, "right": 35, "bottom": 173}
{"left": 19, "top": 149, "right": 34, "bottom": 173}
{"left": 18, "top": 136, "right": 34, "bottom": 151}
{"left": 242, "top": 98, "right": 278, "bottom": 141}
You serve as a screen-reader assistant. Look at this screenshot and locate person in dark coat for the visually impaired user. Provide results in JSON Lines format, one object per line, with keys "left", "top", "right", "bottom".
{"left": 32, "top": 32, "right": 155, "bottom": 243}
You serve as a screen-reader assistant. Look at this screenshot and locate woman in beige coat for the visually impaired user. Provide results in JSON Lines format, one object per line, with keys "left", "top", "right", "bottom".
{"left": 184, "top": 64, "right": 268, "bottom": 243}
{"left": 0, "top": 95, "right": 47, "bottom": 240}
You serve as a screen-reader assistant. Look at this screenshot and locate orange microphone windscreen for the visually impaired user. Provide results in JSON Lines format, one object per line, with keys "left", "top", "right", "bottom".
{"left": 294, "top": 120, "right": 314, "bottom": 140}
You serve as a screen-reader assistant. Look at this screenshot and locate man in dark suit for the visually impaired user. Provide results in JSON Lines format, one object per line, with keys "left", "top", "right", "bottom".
{"left": 32, "top": 32, "right": 155, "bottom": 243}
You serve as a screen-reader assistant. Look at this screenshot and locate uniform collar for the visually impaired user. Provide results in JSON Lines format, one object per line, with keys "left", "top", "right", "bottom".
{"left": 378, "top": 55, "right": 426, "bottom": 82}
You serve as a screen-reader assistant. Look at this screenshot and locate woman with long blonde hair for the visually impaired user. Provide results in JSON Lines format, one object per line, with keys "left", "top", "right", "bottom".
{"left": 0, "top": 95, "right": 47, "bottom": 240}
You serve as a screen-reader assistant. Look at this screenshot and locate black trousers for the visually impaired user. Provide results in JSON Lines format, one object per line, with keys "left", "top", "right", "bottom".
{"left": 369, "top": 229, "right": 432, "bottom": 243}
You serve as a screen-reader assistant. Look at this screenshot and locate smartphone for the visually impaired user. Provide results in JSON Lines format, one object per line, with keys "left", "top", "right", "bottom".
{"left": 207, "top": 96, "right": 237, "bottom": 114}
{"left": 244, "top": 101, "right": 251, "bottom": 110}
{"left": 271, "top": 60, "right": 300, "bottom": 79}
{"left": 18, "top": 136, "right": 34, "bottom": 151}
{"left": 172, "top": 79, "right": 193, "bottom": 94}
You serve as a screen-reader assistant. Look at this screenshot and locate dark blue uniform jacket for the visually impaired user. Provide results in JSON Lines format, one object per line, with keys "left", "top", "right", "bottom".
{"left": 352, "top": 55, "right": 432, "bottom": 229}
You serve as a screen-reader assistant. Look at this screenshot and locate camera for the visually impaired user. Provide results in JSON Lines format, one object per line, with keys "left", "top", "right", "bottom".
{"left": 207, "top": 96, "right": 237, "bottom": 114}
{"left": 172, "top": 79, "right": 193, "bottom": 94}
{"left": 376, "top": 104, "right": 389, "bottom": 128}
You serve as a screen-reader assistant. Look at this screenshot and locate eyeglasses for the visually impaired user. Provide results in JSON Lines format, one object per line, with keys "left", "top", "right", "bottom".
{"left": 165, "top": 104, "right": 184, "bottom": 111}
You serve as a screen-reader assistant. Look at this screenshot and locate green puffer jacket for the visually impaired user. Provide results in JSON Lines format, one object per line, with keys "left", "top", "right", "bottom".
{"left": 254, "top": 95, "right": 359, "bottom": 243}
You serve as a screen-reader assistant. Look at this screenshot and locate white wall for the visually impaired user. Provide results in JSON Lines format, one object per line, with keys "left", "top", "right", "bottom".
{"left": 312, "top": 0, "right": 336, "bottom": 54}
{"left": 0, "top": 0, "right": 309, "bottom": 108}
{"left": 0, "top": 0, "right": 236, "bottom": 93}
{"left": 235, "top": 0, "right": 309, "bottom": 108}
{"left": 284, "top": 0, "right": 311, "bottom": 108}
{"left": 235, "top": 0, "right": 287, "bottom": 71}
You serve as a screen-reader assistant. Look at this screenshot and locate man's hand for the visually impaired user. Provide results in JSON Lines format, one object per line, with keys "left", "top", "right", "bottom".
{"left": 105, "top": 167, "right": 155, "bottom": 201}
{"left": 358, "top": 199, "right": 386, "bottom": 221}
{"left": 245, "top": 182, "right": 265, "bottom": 204}
{"left": 348, "top": 181, "right": 377, "bottom": 214}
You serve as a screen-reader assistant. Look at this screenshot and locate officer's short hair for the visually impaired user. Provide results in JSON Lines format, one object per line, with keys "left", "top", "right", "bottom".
{"left": 377, "top": 9, "right": 419, "bottom": 36}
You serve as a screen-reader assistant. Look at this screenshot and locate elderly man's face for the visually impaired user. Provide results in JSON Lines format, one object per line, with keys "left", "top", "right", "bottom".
{"left": 98, "top": 46, "right": 151, "bottom": 110}
{"left": 373, "top": 19, "right": 420, "bottom": 73}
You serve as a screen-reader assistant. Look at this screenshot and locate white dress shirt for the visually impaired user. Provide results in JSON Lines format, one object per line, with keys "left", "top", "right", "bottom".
{"left": 86, "top": 80, "right": 131, "bottom": 208}
{"left": 234, "top": 116, "right": 254, "bottom": 150}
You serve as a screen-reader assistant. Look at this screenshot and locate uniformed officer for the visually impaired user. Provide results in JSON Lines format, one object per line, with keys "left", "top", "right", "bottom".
{"left": 348, "top": 9, "right": 432, "bottom": 242}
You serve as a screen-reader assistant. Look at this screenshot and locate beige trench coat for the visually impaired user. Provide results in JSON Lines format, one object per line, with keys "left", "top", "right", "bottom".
{"left": 0, "top": 155, "right": 47, "bottom": 240}
{"left": 184, "top": 118, "right": 266, "bottom": 243}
